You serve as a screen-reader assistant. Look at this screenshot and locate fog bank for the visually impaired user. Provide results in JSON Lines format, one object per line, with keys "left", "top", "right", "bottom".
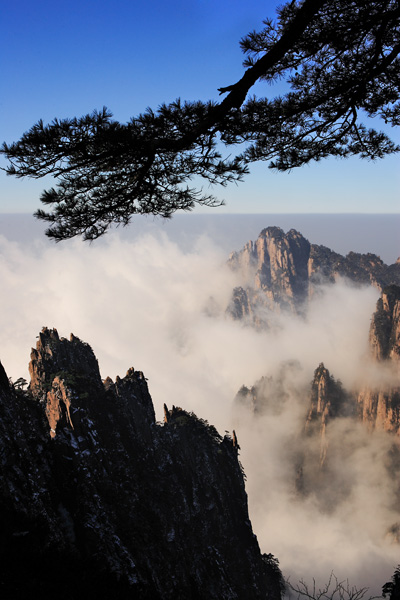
{"left": 0, "top": 225, "right": 398, "bottom": 595}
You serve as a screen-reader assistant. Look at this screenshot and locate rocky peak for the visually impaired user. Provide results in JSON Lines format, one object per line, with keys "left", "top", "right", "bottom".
{"left": 28, "top": 327, "right": 108, "bottom": 441}
{"left": 305, "top": 364, "right": 352, "bottom": 466}
{"left": 233, "top": 360, "right": 357, "bottom": 510}
{"left": 0, "top": 329, "right": 283, "bottom": 598}
{"left": 227, "top": 227, "right": 400, "bottom": 325}
{"left": 306, "top": 364, "right": 350, "bottom": 425}
{"left": 228, "top": 227, "right": 310, "bottom": 316}
{"left": 164, "top": 404, "right": 240, "bottom": 455}
{"left": 306, "top": 363, "right": 332, "bottom": 429}
{"left": 256, "top": 228, "right": 310, "bottom": 298}
{"left": 29, "top": 327, "right": 102, "bottom": 400}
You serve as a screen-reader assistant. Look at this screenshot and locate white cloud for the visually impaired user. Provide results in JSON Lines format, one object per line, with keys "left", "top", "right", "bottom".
{"left": 0, "top": 228, "right": 397, "bottom": 594}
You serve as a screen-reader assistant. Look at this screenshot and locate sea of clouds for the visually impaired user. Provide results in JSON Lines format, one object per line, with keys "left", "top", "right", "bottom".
{"left": 0, "top": 220, "right": 398, "bottom": 595}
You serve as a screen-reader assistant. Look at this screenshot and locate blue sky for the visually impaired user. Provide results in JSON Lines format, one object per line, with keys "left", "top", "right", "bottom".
{"left": 1, "top": 0, "right": 399, "bottom": 214}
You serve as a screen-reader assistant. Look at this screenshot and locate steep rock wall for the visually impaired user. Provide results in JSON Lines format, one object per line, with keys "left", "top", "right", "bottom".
{"left": 227, "top": 227, "right": 400, "bottom": 323}
{"left": 358, "top": 285, "right": 400, "bottom": 434}
{"left": 0, "top": 328, "right": 283, "bottom": 599}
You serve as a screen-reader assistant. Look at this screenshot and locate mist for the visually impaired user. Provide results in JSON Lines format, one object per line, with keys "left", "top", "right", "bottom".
{"left": 0, "top": 224, "right": 398, "bottom": 595}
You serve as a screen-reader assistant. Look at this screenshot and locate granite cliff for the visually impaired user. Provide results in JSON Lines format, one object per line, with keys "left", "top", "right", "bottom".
{"left": 228, "top": 227, "right": 400, "bottom": 323}
{"left": 0, "top": 328, "right": 283, "bottom": 599}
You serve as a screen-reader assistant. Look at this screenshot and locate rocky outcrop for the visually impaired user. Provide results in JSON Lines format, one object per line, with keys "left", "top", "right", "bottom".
{"left": 358, "top": 285, "right": 400, "bottom": 434}
{"left": 233, "top": 360, "right": 358, "bottom": 511}
{"left": 227, "top": 227, "right": 400, "bottom": 323}
{"left": 29, "top": 327, "right": 103, "bottom": 399}
{"left": 233, "top": 285, "right": 400, "bottom": 514}
{"left": 304, "top": 364, "right": 353, "bottom": 467}
{"left": 369, "top": 285, "right": 400, "bottom": 363}
{"left": 357, "top": 386, "right": 400, "bottom": 434}
{"left": 228, "top": 227, "right": 311, "bottom": 318}
{"left": 0, "top": 328, "right": 283, "bottom": 599}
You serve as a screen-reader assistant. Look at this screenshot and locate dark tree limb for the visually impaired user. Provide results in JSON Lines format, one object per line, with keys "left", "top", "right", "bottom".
{"left": 1, "top": 0, "right": 399, "bottom": 240}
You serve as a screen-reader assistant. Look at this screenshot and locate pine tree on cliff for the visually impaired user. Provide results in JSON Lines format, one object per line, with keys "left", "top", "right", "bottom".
{"left": 2, "top": 0, "right": 399, "bottom": 241}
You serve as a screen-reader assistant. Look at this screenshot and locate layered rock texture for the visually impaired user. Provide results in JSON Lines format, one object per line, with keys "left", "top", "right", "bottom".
{"left": 227, "top": 227, "right": 400, "bottom": 322}
{"left": 0, "top": 328, "right": 283, "bottom": 599}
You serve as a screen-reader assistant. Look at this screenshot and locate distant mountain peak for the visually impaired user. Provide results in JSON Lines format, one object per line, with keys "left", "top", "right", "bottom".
{"left": 227, "top": 226, "right": 400, "bottom": 326}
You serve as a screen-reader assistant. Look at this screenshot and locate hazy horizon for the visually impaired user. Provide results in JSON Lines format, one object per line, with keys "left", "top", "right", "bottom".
{"left": 1, "top": 211, "right": 399, "bottom": 264}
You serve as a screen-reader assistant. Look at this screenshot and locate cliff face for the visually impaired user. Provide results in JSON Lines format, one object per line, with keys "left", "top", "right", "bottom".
{"left": 0, "top": 328, "right": 283, "bottom": 599}
{"left": 304, "top": 364, "right": 353, "bottom": 467}
{"left": 228, "top": 227, "right": 311, "bottom": 319}
{"left": 293, "top": 363, "right": 362, "bottom": 510}
{"left": 358, "top": 285, "right": 400, "bottom": 434}
{"left": 369, "top": 285, "right": 400, "bottom": 363}
{"left": 300, "top": 287, "right": 400, "bottom": 439}
{"left": 234, "top": 361, "right": 355, "bottom": 508}
{"left": 227, "top": 227, "right": 400, "bottom": 322}
{"left": 233, "top": 287, "right": 400, "bottom": 511}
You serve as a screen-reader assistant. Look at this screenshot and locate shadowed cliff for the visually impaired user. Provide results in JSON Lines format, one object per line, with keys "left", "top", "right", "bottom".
{"left": 0, "top": 328, "right": 283, "bottom": 599}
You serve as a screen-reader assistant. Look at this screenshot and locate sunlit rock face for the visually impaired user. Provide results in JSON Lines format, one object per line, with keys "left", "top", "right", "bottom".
{"left": 358, "top": 285, "right": 400, "bottom": 434}
{"left": 300, "top": 287, "right": 400, "bottom": 440}
{"left": 0, "top": 328, "right": 283, "bottom": 599}
{"left": 228, "top": 227, "right": 311, "bottom": 318}
{"left": 227, "top": 227, "right": 400, "bottom": 324}
{"left": 232, "top": 287, "right": 400, "bottom": 514}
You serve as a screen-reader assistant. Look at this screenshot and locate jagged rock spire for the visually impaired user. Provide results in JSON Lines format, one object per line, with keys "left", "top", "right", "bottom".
{"left": 0, "top": 328, "right": 281, "bottom": 597}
